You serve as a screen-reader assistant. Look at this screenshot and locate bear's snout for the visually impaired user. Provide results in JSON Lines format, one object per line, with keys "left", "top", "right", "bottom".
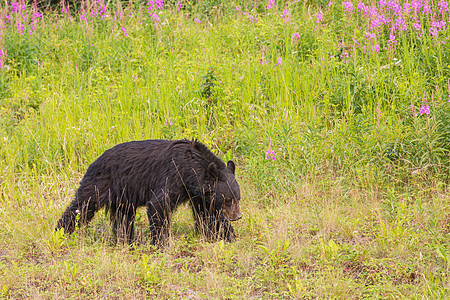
{"left": 223, "top": 201, "right": 242, "bottom": 221}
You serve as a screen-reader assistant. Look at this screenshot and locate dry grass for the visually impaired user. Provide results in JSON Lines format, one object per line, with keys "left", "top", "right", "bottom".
{"left": 1, "top": 172, "right": 448, "bottom": 298}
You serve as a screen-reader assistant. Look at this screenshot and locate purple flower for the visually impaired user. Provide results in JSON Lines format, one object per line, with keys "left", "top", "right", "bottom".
{"left": 394, "top": 17, "right": 407, "bottom": 31}
{"left": 147, "top": 0, "right": 163, "bottom": 10}
{"left": 121, "top": 26, "right": 128, "bottom": 37}
{"left": 283, "top": 9, "right": 291, "bottom": 23}
{"left": 266, "top": 150, "right": 276, "bottom": 161}
{"left": 372, "top": 44, "right": 380, "bottom": 53}
{"left": 0, "top": 48, "right": 6, "bottom": 69}
{"left": 422, "top": 4, "right": 432, "bottom": 14}
{"left": 430, "top": 26, "right": 438, "bottom": 37}
{"left": 420, "top": 105, "right": 430, "bottom": 115}
{"left": 365, "top": 32, "right": 376, "bottom": 39}
{"left": 402, "top": 2, "right": 412, "bottom": 13}
{"left": 61, "top": 4, "right": 69, "bottom": 14}
{"left": 17, "top": 23, "right": 25, "bottom": 35}
{"left": 277, "top": 56, "right": 283, "bottom": 65}
{"left": 388, "top": 0, "right": 402, "bottom": 14}
{"left": 358, "top": 2, "right": 369, "bottom": 13}
{"left": 194, "top": 18, "right": 200, "bottom": 23}
{"left": 164, "top": 119, "right": 173, "bottom": 126}
{"left": 389, "top": 34, "right": 396, "bottom": 43}
{"left": 152, "top": 12, "right": 159, "bottom": 22}
{"left": 29, "top": 23, "right": 35, "bottom": 35}
{"left": 292, "top": 32, "right": 300, "bottom": 40}
{"left": 411, "top": 0, "right": 423, "bottom": 10}
{"left": 438, "top": 0, "right": 449, "bottom": 12}
{"left": 156, "top": 0, "right": 164, "bottom": 10}
{"left": 10, "top": 1, "right": 19, "bottom": 13}
{"left": 413, "top": 22, "right": 422, "bottom": 31}
{"left": 328, "top": 1, "right": 334, "bottom": 6}
{"left": 368, "top": 7, "right": 378, "bottom": 18}
{"left": 370, "top": 15, "right": 384, "bottom": 31}
{"left": 267, "top": 0, "right": 275, "bottom": 9}
{"left": 147, "top": 0, "right": 155, "bottom": 10}
{"left": 343, "top": 1, "right": 354, "bottom": 13}
{"left": 248, "top": 14, "right": 257, "bottom": 23}
{"left": 316, "top": 12, "right": 323, "bottom": 23}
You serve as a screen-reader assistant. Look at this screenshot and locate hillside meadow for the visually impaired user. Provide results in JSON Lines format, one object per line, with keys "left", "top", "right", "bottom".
{"left": 0, "top": 0, "right": 449, "bottom": 298}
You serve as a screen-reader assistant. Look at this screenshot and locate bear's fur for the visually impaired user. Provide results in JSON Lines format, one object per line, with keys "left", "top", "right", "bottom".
{"left": 56, "top": 139, "right": 242, "bottom": 245}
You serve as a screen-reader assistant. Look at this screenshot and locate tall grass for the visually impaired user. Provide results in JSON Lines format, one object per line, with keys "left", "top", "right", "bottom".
{"left": 0, "top": 0, "right": 449, "bottom": 298}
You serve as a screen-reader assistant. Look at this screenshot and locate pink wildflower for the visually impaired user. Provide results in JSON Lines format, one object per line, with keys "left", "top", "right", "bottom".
{"left": 420, "top": 105, "right": 430, "bottom": 115}
{"left": 372, "top": 44, "right": 380, "bottom": 53}
{"left": 366, "top": 32, "right": 376, "bottom": 39}
{"left": 266, "top": 150, "right": 276, "bottom": 161}
{"left": 343, "top": 1, "right": 354, "bottom": 13}
{"left": 121, "top": 26, "right": 128, "bottom": 37}
{"left": 438, "top": 0, "right": 449, "bottom": 12}
{"left": 277, "top": 56, "right": 283, "bottom": 65}
{"left": 283, "top": 9, "right": 291, "bottom": 23}
{"left": 316, "top": 12, "right": 323, "bottom": 23}
{"left": 0, "top": 49, "right": 6, "bottom": 69}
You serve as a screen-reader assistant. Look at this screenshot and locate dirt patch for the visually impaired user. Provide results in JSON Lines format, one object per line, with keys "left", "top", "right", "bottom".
{"left": 0, "top": 249, "right": 10, "bottom": 263}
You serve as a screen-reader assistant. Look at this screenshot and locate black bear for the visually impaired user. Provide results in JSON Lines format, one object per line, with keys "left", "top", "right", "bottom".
{"left": 56, "top": 139, "right": 242, "bottom": 245}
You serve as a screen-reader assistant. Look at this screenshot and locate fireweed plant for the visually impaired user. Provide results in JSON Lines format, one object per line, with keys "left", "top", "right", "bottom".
{"left": 0, "top": 0, "right": 449, "bottom": 298}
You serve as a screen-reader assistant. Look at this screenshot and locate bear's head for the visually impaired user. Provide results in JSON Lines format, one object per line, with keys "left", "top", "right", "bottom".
{"left": 205, "top": 160, "right": 242, "bottom": 221}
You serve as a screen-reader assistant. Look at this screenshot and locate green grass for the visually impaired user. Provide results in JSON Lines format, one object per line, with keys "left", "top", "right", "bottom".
{"left": 0, "top": 0, "right": 449, "bottom": 298}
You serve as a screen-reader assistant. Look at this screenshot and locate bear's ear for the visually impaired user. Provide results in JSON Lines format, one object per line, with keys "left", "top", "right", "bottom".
{"left": 227, "top": 160, "right": 236, "bottom": 175}
{"left": 207, "top": 162, "right": 219, "bottom": 179}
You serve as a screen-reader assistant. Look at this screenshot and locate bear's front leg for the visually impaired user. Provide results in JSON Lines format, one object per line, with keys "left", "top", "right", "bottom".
{"left": 218, "top": 213, "right": 236, "bottom": 242}
{"left": 191, "top": 202, "right": 236, "bottom": 242}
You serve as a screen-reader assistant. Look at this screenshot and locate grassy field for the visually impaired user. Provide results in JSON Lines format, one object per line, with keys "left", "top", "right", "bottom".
{"left": 0, "top": 0, "right": 449, "bottom": 298}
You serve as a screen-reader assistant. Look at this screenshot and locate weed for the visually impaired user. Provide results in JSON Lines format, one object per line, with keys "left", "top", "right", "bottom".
{"left": 47, "top": 228, "right": 66, "bottom": 254}
{"left": 436, "top": 246, "right": 450, "bottom": 270}
{"left": 140, "top": 253, "right": 167, "bottom": 293}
